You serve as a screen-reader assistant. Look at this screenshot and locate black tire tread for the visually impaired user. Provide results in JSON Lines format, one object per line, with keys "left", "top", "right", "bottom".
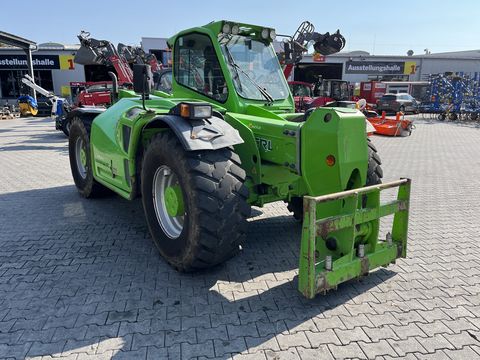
{"left": 143, "top": 132, "right": 250, "bottom": 272}
{"left": 367, "top": 138, "right": 383, "bottom": 185}
{"left": 68, "top": 117, "right": 108, "bottom": 198}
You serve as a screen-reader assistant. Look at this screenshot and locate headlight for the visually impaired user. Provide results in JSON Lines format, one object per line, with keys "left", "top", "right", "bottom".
{"left": 231, "top": 24, "right": 240, "bottom": 35}
{"left": 222, "top": 23, "right": 231, "bottom": 34}
{"left": 175, "top": 102, "right": 213, "bottom": 120}
{"left": 269, "top": 29, "right": 276, "bottom": 41}
{"left": 261, "top": 28, "right": 269, "bottom": 39}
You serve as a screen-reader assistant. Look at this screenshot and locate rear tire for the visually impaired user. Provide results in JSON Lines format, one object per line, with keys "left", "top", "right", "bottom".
{"left": 69, "top": 117, "right": 108, "bottom": 198}
{"left": 62, "top": 119, "right": 70, "bottom": 137}
{"left": 141, "top": 131, "right": 250, "bottom": 271}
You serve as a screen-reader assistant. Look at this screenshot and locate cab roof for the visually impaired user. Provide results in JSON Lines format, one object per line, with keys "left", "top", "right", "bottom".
{"left": 167, "top": 20, "right": 276, "bottom": 48}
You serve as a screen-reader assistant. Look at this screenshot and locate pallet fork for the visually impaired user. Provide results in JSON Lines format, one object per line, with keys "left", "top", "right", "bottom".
{"left": 299, "top": 179, "right": 411, "bottom": 298}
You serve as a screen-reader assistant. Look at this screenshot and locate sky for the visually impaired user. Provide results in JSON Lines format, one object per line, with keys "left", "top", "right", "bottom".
{"left": 2, "top": 0, "right": 479, "bottom": 56}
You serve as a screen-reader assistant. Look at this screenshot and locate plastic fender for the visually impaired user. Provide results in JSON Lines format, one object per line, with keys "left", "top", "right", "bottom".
{"left": 143, "top": 114, "right": 244, "bottom": 151}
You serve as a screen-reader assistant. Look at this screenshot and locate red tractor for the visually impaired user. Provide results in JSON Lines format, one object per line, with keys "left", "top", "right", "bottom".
{"left": 70, "top": 81, "right": 114, "bottom": 107}
{"left": 289, "top": 78, "right": 350, "bottom": 112}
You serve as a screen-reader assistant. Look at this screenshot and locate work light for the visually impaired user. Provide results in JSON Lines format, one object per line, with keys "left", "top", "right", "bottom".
{"left": 269, "top": 29, "right": 276, "bottom": 41}
{"left": 261, "top": 28, "right": 269, "bottom": 39}
{"left": 222, "top": 23, "right": 231, "bottom": 34}
{"left": 231, "top": 24, "right": 240, "bottom": 35}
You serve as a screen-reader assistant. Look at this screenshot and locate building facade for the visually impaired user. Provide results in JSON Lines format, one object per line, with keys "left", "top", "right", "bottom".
{"left": 291, "top": 50, "right": 480, "bottom": 84}
{"left": 0, "top": 43, "right": 85, "bottom": 103}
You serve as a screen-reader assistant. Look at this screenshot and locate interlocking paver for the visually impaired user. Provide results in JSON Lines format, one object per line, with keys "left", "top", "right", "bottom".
{"left": 328, "top": 342, "right": 366, "bottom": 359}
{"left": 265, "top": 348, "right": 300, "bottom": 359}
{"left": 296, "top": 346, "right": 334, "bottom": 360}
{"left": 388, "top": 337, "right": 428, "bottom": 356}
{"left": 165, "top": 328, "right": 196, "bottom": 346}
{"left": 213, "top": 337, "right": 247, "bottom": 356}
{"left": 358, "top": 339, "right": 397, "bottom": 358}
{"left": 181, "top": 340, "right": 215, "bottom": 359}
{"left": 334, "top": 327, "right": 370, "bottom": 345}
{"left": 276, "top": 332, "right": 310, "bottom": 350}
{"left": 1, "top": 116, "right": 480, "bottom": 359}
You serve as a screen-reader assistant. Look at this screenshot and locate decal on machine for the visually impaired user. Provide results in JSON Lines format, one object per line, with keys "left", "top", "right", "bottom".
{"left": 255, "top": 137, "right": 272, "bottom": 152}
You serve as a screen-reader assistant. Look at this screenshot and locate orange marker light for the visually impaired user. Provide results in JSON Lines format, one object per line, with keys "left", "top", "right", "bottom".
{"left": 180, "top": 104, "right": 190, "bottom": 118}
{"left": 326, "top": 155, "right": 336, "bottom": 167}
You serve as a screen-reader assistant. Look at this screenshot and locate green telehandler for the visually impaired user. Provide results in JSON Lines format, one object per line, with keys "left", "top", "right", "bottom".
{"left": 67, "top": 21, "right": 411, "bottom": 298}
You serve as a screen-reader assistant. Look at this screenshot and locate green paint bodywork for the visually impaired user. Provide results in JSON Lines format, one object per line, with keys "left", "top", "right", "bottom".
{"left": 299, "top": 179, "right": 411, "bottom": 298}
{"left": 84, "top": 20, "right": 410, "bottom": 297}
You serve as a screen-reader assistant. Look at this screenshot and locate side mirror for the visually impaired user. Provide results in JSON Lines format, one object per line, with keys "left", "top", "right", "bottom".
{"left": 133, "top": 64, "right": 153, "bottom": 96}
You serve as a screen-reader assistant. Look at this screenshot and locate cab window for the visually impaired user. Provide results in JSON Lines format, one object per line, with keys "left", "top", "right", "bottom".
{"left": 174, "top": 33, "right": 228, "bottom": 102}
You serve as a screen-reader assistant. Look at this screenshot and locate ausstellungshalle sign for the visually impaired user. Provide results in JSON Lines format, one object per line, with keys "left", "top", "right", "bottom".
{"left": 0, "top": 55, "right": 60, "bottom": 69}
{"left": 345, "top": 61, "right": 405, "bottom": 75}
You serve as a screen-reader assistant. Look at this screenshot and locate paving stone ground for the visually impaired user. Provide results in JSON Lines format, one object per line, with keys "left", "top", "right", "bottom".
{"left": 0, "top": 115, "right": 479, "bottom": 360}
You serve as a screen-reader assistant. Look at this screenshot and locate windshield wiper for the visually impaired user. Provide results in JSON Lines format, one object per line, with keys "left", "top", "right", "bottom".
{"left": 223, "top": 44, "right": 243, "bottom": 93}
{"left": 223, "top": 45, "right": 274, "bottom": 104}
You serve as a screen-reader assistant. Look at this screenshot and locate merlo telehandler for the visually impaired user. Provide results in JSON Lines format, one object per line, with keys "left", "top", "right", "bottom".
{"left": 67, "top": 21, "right": 411, "bottom": 298}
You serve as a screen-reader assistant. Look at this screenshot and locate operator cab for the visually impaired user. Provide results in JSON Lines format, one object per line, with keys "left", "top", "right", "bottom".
{"left": 169, "top": 21, "right": 294, "bottom": 113}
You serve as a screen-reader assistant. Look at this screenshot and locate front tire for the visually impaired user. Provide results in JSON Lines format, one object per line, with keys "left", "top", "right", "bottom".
{"left": 141, "top": 131, "right": 250, "bottom": 271}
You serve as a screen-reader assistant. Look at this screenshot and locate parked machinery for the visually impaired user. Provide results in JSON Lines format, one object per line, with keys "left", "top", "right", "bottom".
{"left": 20, "top": 74, "right": 70, "bottom": 129}
{"left": 53, "top": 31, "right": 165, "bottom": 136}
{"left": 73, "top": 31, "right": 163, "bottom": 107}
{"left": 421, "top": 72, "right": 480, "bottom": 121}
{"left": 277, "top": 21, "right": 348, "bottom": 111}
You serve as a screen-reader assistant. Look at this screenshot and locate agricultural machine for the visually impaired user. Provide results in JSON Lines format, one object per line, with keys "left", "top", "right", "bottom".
{"left": 278, "top": 21, "right": 349, "bottom": 112}
{"left": 56, "top": 31, "right": 165, "bottom": 135}
{"left": 422, "top": 72, "right": 480, "bottom": 120}
{"left": 289, "top": 78, "right": 350, "bottom": 112}
{"left": 67, "top": 20, "right": 411, "bottom": 298}
{"left": 72, "top": 31, "right": 163, "bottom": 106}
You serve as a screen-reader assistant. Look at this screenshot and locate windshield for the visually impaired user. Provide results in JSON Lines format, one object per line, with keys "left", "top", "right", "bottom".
{"left": 289, "top": 83, "right": 312, "bottom": 97}
{"left": 219, "top": 35, "right": 289, "bottom": 101}
{"left": 316, "top": 81, "right": 349, "bottom": 100}
{"left": 87, "top": 83, "right": 112, "bottom": 92}
{"left": 331, "top": 81, "right": 349, "bottom": 100}
{"left": 381, "top": 95, "right": 397, "bottom": 101}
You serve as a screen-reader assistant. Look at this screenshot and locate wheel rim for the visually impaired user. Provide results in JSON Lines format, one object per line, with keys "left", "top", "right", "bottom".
{"left": 75, "top": 137, "right": 87, "bottom": 179}
{"left": 152, "top": 165, "right": 185, "bottom": 239}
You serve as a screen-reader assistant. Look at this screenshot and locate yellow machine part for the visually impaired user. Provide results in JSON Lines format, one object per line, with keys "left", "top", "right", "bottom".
{"left": 19, "top": 103, "right": 38, "bottom": 116}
